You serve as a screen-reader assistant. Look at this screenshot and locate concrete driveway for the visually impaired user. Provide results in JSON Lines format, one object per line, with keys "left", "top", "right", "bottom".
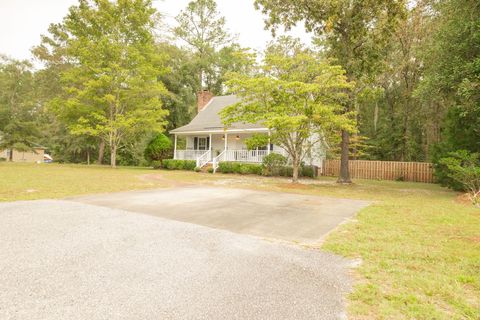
{"left": 73, "top": 186, "right": 370, "bottom": 244}
{"left": 0, "top": 199, "right": 358, "bottom": 320}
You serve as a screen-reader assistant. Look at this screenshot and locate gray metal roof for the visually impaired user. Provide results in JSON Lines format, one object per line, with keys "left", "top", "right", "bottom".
{"left": 170, "top": 95, "right": 266, "bottom": 134}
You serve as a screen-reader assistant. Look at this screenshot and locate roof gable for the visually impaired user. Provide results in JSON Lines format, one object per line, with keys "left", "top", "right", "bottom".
{"left": 170, "top": 95, "right": 266, "bottom": 133}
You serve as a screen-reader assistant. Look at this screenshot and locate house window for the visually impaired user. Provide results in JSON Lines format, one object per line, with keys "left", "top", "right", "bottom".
{"left": 194, "top": 137, "right": 210, "bottom": 150}
{"left": 198, "top": 138, "right": 207, "bottom": 150}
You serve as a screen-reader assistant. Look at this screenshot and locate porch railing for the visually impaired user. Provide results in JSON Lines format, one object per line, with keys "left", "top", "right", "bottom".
{"left": 212, "top": 150, "right": 226, "bottom": 173}
{"left": 196, "top": 150, "right": 211, "bottom": 168}
{"left": 175, "top": 150, "right": 207, "bottom": 160}
{"left": 224, "top": 150, "right": 269, "bottom": 163}
{"left": 176, "top": 149, "right": 287, "bottom": 167}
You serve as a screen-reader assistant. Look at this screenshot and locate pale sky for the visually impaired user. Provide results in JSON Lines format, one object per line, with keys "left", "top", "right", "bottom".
{"left": 0, "top": 0, "right": 311, "bottom": 61}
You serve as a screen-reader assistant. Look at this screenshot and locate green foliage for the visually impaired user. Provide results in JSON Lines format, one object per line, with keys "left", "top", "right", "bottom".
{"left": 300, "top": 165, "right": 317, "bottom": 178}
{"left": 244, "top": 134, "right": 270, "bottom": 151}
{"left": 262, "top": 153, "right": 287, "bottom": 176}
{"left": 161, "top": 159, "right": 196, "bottom": 171}
{"left": 155, "top": 42, "right": 197, "bottom": 131}
{"left": 35, "top": 0, "right": 169, "bottom": 167}
{"left": 217, "top": 162, "right": 263, "bottom": 175}
{"left": 0, "top": 157, "right": 6, "bottom": 162}
{"left": 255, "top": 0, "right": 406, "bottom": 182}
{"left": 0, "top": 57, "right": 41, "bottom": 160}
{"left": 277, "top": 165, "right": 317, "bottom": 178}
{"left": 174, "top": 0, "right": 253, "bottom": 93}
{"left": 150, "top": 160, "right": 162, "bottom": 169}
{"left": 144, "top": 133, "right": 172, "bottom": 162}
{"left": 222, "top": 37, "right": 355, "bottom": 182}
{"left": 437, "top": 151, "right": 480, "bottom": 206}
{"left": 217, "top": 160, "right": 316, "bottom": 178}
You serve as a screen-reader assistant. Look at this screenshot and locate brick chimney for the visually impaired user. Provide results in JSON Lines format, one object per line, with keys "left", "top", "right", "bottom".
{"left": 197, "top": 90, "right": 214, "bottom": 112}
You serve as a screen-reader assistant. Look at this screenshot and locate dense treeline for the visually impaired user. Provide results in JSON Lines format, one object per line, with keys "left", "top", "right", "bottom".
{"left": 0, "top": 0, "right": 478, "bottom": 170}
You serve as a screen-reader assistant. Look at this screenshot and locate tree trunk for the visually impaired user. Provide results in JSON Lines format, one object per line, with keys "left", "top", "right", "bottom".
{"left": 97, "top": 139, "right": 105, "bottom": 165}
{"left": 292, "top": 157, "right": 300, "bottom": 183}
{"left": 110, "top": 144, "right": 117, "bottom": 168}
{"left": 9, "top": 149, "right": 13, "bottom": 162}
{"left": 373, "top": 101, "right": 379, "bottom": 134}
{"left": 87, "top": 149, "right": 90, "bottom": 165}
{"left": 337, "top": 130, "right": 352, "bottom": 184}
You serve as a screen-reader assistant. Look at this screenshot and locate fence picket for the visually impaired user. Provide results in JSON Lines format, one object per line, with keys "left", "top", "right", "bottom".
{"left": 321, "top": 159, "right": 434, "bottom": 183}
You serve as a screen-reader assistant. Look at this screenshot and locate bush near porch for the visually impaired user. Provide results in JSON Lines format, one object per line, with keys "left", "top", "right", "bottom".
{"left": 217, "top": 161, "right": 317, "bottom": 178}
{"left": 160, "top": 159, "right": 196, "bottom": 171}
{"left": 217, "top": 162, "right": 263, "bottom": 175}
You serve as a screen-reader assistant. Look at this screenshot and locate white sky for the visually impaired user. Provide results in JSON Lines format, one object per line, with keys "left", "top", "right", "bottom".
{"left": 0, "top": 0, "right": 312, "bottom": 61}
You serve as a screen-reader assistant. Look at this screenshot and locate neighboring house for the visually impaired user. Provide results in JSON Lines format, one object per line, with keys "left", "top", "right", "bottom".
{"left": 170, "top": 91, "right": 326, "bottom": 171}
{"left": 0, "top": 147, "right": 45, "bottom": 163}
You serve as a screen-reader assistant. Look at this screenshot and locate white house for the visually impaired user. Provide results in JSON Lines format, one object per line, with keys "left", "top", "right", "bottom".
{"left": 170, "top": 91, "right": 326, "bottom": 171}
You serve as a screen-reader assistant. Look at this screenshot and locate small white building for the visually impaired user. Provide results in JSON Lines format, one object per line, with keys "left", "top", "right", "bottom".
{"left": 170, "top": 91, "right": 326, "bottom": 171}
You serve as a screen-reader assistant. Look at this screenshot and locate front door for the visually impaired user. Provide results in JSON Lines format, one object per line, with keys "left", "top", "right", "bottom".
{"left": 194, "top": 137, "right": 210, "bottom": 150}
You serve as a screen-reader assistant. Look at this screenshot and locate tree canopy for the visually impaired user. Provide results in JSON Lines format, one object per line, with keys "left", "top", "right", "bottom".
{"left": 35, "top": 0, "right": 169, "bottom": 167}
{"left": 222, "top": 38, "right": 355, "bottom": 182}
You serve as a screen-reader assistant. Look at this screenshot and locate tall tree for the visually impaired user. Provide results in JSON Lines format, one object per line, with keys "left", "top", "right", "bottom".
{"left": 35, "top": 0, "right": 169, "bottom": 167}
{"left": 173, "top": 0, "right": 252, "bottom": 95}
{"left": 155, "top": 42, "right": 198, "bottom": 131}
{"left": 222, "top": 38, "right": 355, "bottom": 182}
{"left": 357, "top": 1, "right": 433, "bottom": 162}
{"left": 417, "top": 0, "right": 480, "bottom": 156}
{"left": 0, "top": 56, "right": 40, "bottom": 161}
{"left": 254, "top": 0, "right": 406, "bottom": 183}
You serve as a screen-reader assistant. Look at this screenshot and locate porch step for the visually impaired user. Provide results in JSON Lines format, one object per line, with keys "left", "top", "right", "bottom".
{"left": 200, "top": 162, "right": 213, "bottom": 173}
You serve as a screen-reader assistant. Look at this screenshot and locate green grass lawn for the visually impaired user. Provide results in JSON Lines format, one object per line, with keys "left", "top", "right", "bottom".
{"left": 0, "top": 162, "right": 193, "bottom": 201}
{"left": 256, "top": 179, "right": 480, "bottom": 319}
{"left": 1, "top": 162, "right": 479, "bottom": 319}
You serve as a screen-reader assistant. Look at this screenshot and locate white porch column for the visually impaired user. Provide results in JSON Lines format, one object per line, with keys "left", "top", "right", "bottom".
{"left": 173, "top": 134, "right": 177, "bottom": 159}
{"left": 209, "top": 133, "right": 212, "bottom": 156}
{"left": 267, "top": 131, "right": 271, "bottom": 155}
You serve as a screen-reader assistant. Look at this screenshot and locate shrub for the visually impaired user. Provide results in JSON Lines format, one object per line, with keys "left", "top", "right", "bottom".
{"left": 277, "top": 165, "right": 316, "bottom": 178}
{"left": 151, "top": 160, "right": 162, "bottom": 169}
{"left": 262, "top": 153, "right": 287, "bottom": 176}
{"left": 438, "top": 150, "right": 480, "bottom": 206}
{"left": 161, "top": 159, "right": 196, "bottom": 171}
{"left": 433, "top": 150, "right": 471, "bottom": 191}
{"left": 217, "top": 162, "right": 262, "bottom": 175}
{"left": 144, "top": 133, "right": 172, "bottom": 162}
{"left": 0, "top": 157, "right": 6, "bottom": 162}
{"left": 278, "top": 166, "right": 293, "bottom": 177}
{"left": 207, "top": 167, "right": 214, "bottom": 173}
{"left": 301, "top": 165, "right": 317, "bottom": 178}
{"left": 217, "top": 161, "right": 314, "bottom": 178}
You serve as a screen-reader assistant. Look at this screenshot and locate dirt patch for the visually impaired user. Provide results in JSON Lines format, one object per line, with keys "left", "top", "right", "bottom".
{"left": 139, "top": 173, "right": 194, "bottom": 188}
{"left": 276, "top": 183, "right": 312, "bottom": 190}
{"left": 455, "top": 193, "right": 474, "bottom": 207}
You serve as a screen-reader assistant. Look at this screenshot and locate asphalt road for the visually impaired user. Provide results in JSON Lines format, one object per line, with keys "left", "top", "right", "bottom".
{"left": 0, "top": 199, "right": 355, "bottom": 320}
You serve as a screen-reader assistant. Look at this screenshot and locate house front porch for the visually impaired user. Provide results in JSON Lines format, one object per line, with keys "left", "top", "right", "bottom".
{"left": 172, "top": 131, "right": 287, "bottom": 170}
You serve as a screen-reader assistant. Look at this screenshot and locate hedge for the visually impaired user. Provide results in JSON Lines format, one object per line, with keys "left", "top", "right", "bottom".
{"left": 217, "top": 162, "right": 263, "bottom": 175}
{"left": 160, "top": 159, "right": 196, "bottom": 171}
{"left": 217, "top": 161, "right": 317, "bottom": 178}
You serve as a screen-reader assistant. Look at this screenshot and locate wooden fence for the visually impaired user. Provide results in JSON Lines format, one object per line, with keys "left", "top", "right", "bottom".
{"left": 321, "top": 159, "right": 434, "bottom": 183}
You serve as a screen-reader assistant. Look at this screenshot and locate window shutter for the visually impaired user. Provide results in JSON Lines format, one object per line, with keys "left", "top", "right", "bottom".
{"left": 194, "top": 137, "right": 198, "bottom": 150}
{"left": 207, "top": 137, "right": 210, "bottom": 149}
